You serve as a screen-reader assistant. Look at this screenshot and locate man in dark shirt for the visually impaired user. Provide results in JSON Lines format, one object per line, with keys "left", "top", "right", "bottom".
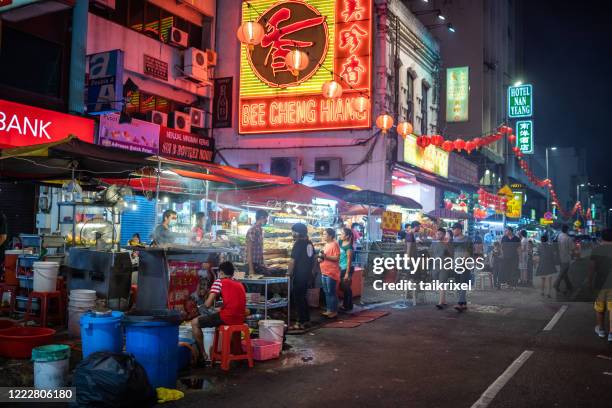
{"left": 288, "top": 223, "right": 315, "bottom": 330}
{"left": 0, "top": 212, "right": 7, "bottom": 268}
{"left": 501, "top": 226, "right": 521, "bottom": 286}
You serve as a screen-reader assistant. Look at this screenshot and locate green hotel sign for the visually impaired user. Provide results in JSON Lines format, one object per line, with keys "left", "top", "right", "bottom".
{"left": 446, "top": 66, "right": 469, "bottom": 122}
{"left": 516, "top": 120, "right": 534, "bottom": 154}
{"left": 508, "top": 84, "right": 533, "bottom": 118}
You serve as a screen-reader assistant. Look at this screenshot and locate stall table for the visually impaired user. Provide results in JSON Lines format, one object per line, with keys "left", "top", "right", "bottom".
{"left": 238, "top": 277, "right": 290, "bottom": 326}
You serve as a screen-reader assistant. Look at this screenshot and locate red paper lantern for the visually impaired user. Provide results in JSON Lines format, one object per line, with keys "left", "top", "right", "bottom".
{"left": 453, "top": 138, "right": 466, "bottom": 151}
{"left": 508, "top": 134, "right": 517, "bottom": 144}
{"left": 465, "top": 141, "right": 476, "bottom": 153}
{"left": 420, "top": 135, "right": 431, "bottom": 148}
{"left": 442, "top": 141, "right": 454, "bottom": 152}
{"left": 445, "top": 200, "right": 453, "bottom": 210}
{"left": 495, "top": 132, "right": 503, "bottom": 140}
{"left": 512, "top": 146, "right": 520, "bottom": 154}
{"left": 473, "top": 137, "right": 482, "bottom": 147}
{"left": 431, "top": 134, "right": 444, "bottom": 146}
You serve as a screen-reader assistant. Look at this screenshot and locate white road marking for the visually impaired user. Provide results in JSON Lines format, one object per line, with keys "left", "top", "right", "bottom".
{"left": 543, "top": 305, "right": 568, "bottom": 331}
{"left": 470, "top": 350, "right": 534, "bottom": 408}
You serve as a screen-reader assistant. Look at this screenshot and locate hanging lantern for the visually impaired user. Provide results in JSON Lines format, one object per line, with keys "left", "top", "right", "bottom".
{"left": 352, "top": 96, "right": 370, "bottom": 113}
{"left": 375, "top": 114, "right": 394, "bottom": 133}
{"left": 396, "top": 121, "right": 413, "bottom": 139}
{"left": 495, "top": 132, "right": 503, "bottom": 140}
{"left": 511, "top": 146, "right": 519, "bottom": 154}
{"left": 453, "top": 138, "right": 466, "bottom": 151}
{"left": 442, "top": 140, "right": 454, "bottom": 152}
{"left": 465, "top": 141, "right": 476, "bottom": 153}
{"left": 508, "top": 134, "right": 517, "bottom": 144}
{"left": 472, "top": 137, "right": 482, "bottom": 147}
{"left": 236, "top": 22, "right": 265, "bottom": 49}
{"left": 430, "top": 134, "right": 444, "bottom": 146}
{"left": 322, "top": 80, "right": 343, "bottom": 98}
{"left": 417, "top": 135, "right": 431, "bottom": 148}
{"left": 285, "top": 49, "right": 309, "bottom": 76}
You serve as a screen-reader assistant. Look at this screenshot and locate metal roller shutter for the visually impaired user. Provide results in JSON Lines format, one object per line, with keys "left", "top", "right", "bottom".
{"left": 120, "top": 195, "right": 156, "bottom": 246}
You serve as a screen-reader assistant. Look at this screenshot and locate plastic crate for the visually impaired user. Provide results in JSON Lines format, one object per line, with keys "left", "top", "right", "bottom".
{"left": 244, "top": 339, "right": 282, "bottom": 361}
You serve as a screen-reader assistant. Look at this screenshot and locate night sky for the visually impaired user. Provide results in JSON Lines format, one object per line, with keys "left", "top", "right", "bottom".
{"left": 521, "top": 0, "right": 612, "bottom": 207}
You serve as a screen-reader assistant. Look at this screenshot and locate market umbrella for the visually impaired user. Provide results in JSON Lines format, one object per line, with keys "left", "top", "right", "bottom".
{"left": 426, "top": 208, "right": 470, "bottom": 220}
{"left": 343, "top": 189, "right": 422, "bottom": 209}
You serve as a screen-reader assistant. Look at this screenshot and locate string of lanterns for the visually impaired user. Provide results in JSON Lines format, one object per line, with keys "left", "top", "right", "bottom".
{"left": 507, "top": 134, "right": 582, "bottom": 219}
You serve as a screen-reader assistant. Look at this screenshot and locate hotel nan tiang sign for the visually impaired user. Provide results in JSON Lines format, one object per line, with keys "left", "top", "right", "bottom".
{"left": 239, "top": 0, "right": 373, "bottom": 134}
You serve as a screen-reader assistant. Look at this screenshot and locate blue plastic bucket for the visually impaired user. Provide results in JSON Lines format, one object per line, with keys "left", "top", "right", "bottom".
{"left": 124, "top": 318, "right": 179, "bottom": 388}
{"left": 80, "top": 311, "right": 124, "bottom": 358}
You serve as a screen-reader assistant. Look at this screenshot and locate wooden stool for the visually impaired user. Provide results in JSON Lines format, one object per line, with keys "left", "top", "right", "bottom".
{"left": 24, "top": 291, "right": 65, "bottom": 328}
{"left": 0, "top": 284, "right": 18, "bottom": 316}
{"left": 211, "top": 324, "right": 254, "bottom": 371}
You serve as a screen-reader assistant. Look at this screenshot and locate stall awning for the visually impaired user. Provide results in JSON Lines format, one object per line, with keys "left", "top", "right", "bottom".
{"left": 218, "top": 184, "right": 345, "bottom": 208}
{"left": 314, "top": 184, "right": 361, "bottom": 201}
{"left": 0, "top": 137, "right": 152, "bottom": 180}
{"left": 426, "top": 208, "right": 470, "bottom": 220}
{"left": 343, "top": 189, "right": 422, "bottom": 209}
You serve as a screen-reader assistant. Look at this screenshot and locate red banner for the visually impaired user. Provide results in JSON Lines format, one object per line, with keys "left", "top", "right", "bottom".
{"left": 159, "top": 126, "right": 214, "bottom": 164}
{"left": 167, "top": 261, "right": 202, "bottom": 320}
{"left": 0, "top": 99, "right": 94, "bottom": 148}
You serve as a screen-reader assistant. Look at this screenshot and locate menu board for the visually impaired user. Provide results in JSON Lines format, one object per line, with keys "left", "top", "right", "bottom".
{"left": 99, "top": 113, "right": 160, "bottom": 154}
{"left": 167, "top": 261, "right": 202, "bottom": 320}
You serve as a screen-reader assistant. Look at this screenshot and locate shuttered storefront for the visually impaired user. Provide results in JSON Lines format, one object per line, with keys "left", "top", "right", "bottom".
{"left": 0, "top": 182, "right": 36, "bottom": 242}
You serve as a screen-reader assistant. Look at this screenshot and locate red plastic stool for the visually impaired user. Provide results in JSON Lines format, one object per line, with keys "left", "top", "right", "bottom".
{"left": 0, "top": 284, "right": 18, "bottom": 316}
{"left": 211, "top": 324, "right": 254, "bottom": 371}
{"left": 24, "top": 291, "right": 65, "bottom": 328}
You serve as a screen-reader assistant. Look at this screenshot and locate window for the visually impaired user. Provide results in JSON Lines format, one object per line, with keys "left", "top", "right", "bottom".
{"left": 421, "top": 82, "right": 430, "bottom": 135}
{"left": 406, "top": 71, "right": 415, "bottom": 123}
{"left": 92, "top": 0, "right": 205, "bottom": 49}
{"left": 125, "top": 91, "right": 185, "bottom": 118}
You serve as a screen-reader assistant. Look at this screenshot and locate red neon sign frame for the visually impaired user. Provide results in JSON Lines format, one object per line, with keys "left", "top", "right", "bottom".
{"left": 239, "top": 0, "right": 372, "bottom": 135}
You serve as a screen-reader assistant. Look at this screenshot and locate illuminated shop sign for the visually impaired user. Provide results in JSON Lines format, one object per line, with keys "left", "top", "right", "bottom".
{"left": 239, "top": 0, "right": 372, "bottom": 134}
{"left": 446, "top": 66, "right": 469, "bottom": 122}
{"left": 403, "top": 134, "right": 449, "bottom": 178}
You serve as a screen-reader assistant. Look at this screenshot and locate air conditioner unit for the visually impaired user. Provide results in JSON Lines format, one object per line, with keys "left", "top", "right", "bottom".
{"left": 184, "top": 47, "right": 208, "bottom": 82}
{"left": 270, "top": 157, "right": 302, "bottom": 182}
{"left": 172, "top": 111, "right": 191, "bottom": 132}
{"left": 188, "top": 107, "right": 205, "bottom": 128}
{"left": 205, "top": 49, "right": 218, "bottom": 67}
{"left": 169, "top": 27, "right": 189, "bottom": 48}
{"left": 314, "top": 157, "right": 344, "bottom": 180}
{"left": 146, "top": 110, "right": 168, "bottom": 127}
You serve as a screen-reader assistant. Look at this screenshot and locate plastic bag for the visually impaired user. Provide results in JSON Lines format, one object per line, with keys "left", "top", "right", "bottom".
{"left": 71, "top": 352, "right": 156, "bottom": 408}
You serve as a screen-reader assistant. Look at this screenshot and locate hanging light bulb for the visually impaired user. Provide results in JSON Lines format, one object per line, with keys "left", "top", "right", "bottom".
{"left": 285, "top": 49, "right": 309, "bottom": 76}
{"left": 236, "top": 21, "right": 264, "bottom": 50}
{"left": 375, "top": 114, "right": 394, "bottom": 134}
{"left": 396, "top": 121, "right": 413, "bottom": 139}
{"left": 352, "top": 96, "right": 370, "bottom": 113}
{"left": 322, "top": 80, "right": 343, "bottom": 98}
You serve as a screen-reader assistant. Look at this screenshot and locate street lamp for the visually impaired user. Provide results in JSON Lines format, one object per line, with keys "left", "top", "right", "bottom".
{"left": 577, "top": 183, "right": 586, "bottom": 204}
{"left": 545, "top": 146, "right": 557, "bottom": 211}
{"left": 513, "top": 80, "right": 523, "bottom": 86}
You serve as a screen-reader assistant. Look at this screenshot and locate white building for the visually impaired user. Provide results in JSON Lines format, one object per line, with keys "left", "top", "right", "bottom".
{"left": 213, "top": 0, "right": 441, "bottom": 199}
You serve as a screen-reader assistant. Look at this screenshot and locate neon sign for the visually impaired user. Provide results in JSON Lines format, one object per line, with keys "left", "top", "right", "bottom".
{"left": 239, "top": 0, "right": 372, "bottom": 134}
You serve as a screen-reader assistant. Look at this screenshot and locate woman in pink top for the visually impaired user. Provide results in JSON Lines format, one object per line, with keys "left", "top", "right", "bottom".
{"left": 318, "top": 228, "right": 341, "bottom": 318}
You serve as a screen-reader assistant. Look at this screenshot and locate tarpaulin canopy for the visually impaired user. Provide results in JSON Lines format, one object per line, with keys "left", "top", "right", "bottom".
{"left": 341, "top": 205, "right": 385, "bottom": 216}
{"left": 343, "top": 189, "right": 422, "bottom": 209}
{"left": 0, "top": 137, "right": 152, "bottom": 180}
{"left": 314, "top": 184, "right": 361, "bottom": 201}
{"left": 426, "top": 208, "right": 470, "bottom": 220}
{"left": 218, "top": 184, "right": 345, "bottom": 208}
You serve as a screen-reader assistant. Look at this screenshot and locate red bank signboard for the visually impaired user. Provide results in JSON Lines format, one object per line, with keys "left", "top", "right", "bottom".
{"left": 0, "top": 99, "right": 94, "bottom": 148}
{"left": 238, "top": 0, "right": 372, "bottom": 134}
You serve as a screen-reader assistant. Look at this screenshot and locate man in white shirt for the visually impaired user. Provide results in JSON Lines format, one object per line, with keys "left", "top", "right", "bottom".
{"left": 555, "top": 225, "right": 575, "bottom": 295}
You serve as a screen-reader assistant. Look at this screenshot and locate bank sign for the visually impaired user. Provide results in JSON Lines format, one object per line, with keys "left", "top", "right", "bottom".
{"left": 239, "top": 0, "right": 372, "bottom": 134}
{"left": 507, "top": 84, "right": 533, "bottom": 118}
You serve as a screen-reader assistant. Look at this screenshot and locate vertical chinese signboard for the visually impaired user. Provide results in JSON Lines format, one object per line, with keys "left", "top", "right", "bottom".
{"left": 238, "top": 0, "right": 373, "bottom": 134}
{"left": 446, "top": 66, "right": 469, "bottom": 122}
{"left": 507, "top": 84, "right": 533, "bottom": 118}
{"left": 213, "top": 77, "right": 233, "bottom": 128}
{"left": 515, "top": 120, "right": 533, "bottom": 154}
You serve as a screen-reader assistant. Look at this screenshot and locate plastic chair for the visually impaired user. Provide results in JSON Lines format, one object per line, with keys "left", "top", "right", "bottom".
{"left": 211, "top": 324, "right": 254, "bottom": 371}
{"left": 0, "top": 283, "right": 18, "bottom": 316}
{"left": 24, "top": 291, "right": 65, "bottom": 328}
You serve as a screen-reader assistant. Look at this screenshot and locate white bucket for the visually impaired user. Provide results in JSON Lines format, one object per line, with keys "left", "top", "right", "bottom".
{"left": 68, "top": 306, "right": 92, "bottom": 338}
{"left": 69, "top": 298, "right": 96, "bottom": 308}
{"left": 202, "top": 327, "right": 216, "bottom": 359}
{"left": 33, "top": 263, "right": 59, "bottom": 292}
{"left": 258, "top": 320, "right": 285, "bottom": 343}
{"left": 70, "top": 289, "right": 96, "bottom": 300}
{"left": 33, "top": 357, "right": 69, "bottom": 389}
{"left": 179, "top": 324, "right": 193, "bottom": 341}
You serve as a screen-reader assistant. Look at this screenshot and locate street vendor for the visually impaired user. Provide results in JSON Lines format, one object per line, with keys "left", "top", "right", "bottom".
{"left": 151, "top": 209, "right": 178, "bottom": 246}
{"left": 190, "top": 261, "right": 247, "bottom": 361}
{"left": 191, "top": 212, "right": 208, "bottom": 244}
{"left": 246, "top": 210, "right": 268, "bottom": 275}
{"left": 288, "top": 223, "right": 315, "bottom": 330}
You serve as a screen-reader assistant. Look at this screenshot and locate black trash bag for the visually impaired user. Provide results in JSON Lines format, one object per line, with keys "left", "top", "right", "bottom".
{"left": 71, "top": 352, "right": 156, "bottom": 408}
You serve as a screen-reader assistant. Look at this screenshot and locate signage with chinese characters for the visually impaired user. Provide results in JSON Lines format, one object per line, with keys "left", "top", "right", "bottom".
{"left": 507, "top": 84, "right": 533, "bottom": 118}
{"left": 403, "top": 134, "right": 449, "bottom": 178}
{"left": 86, "top": 50, "right": 124, "bottom": 115}
{"left": 159, "top": 127, "right": 214, "bottom": 164}
{"left": 515, "top": 120, "right": 533, "bottom": 154}
{"left": 506, "top": 191, "right": 523, "bottom": 219}
{"left": 213, "top": 77, "right": 233, "bottom": 128}
{"left": 382, "top": 210, "right": 402, "bottom": 232}
{"left": 143, "top": 54, "right": 168, "bottom": 81}
{"left": 446, "top": 66, "right": 469, "bottom": 122}
{"left": 0, "top": 99, "right": 94, "bottom": 148}
{"left": 99, "top": 113, "right": 159, "bottom": 154}
{"left": 239, "top": 0, "right": 372, "bottom": 134}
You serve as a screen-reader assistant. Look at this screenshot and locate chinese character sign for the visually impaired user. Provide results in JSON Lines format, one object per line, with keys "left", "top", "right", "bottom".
{"left": 515, "top": 120, "right": 533, "bottom": 154}
{"left": 403, "top": 134, "right": 449, "bottom": 178}
{"left": 508, "top": 84, "right": 533, "bottom": 118}
{"left": 506, "top": 192, "right": 523, "bottom": 219}
{"left": 239, "top": 0, "right": 372, "bottom": 134}
{"left": 446, "top": 66, "right": 469, "bottom": 122}
{"left": 382, "top": 211, "right": 402, "bottom": 232}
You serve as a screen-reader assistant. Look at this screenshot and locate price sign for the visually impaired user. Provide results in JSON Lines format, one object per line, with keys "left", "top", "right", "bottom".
{"left": 381, "top": 211, "right": 402, "bottom": 232}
